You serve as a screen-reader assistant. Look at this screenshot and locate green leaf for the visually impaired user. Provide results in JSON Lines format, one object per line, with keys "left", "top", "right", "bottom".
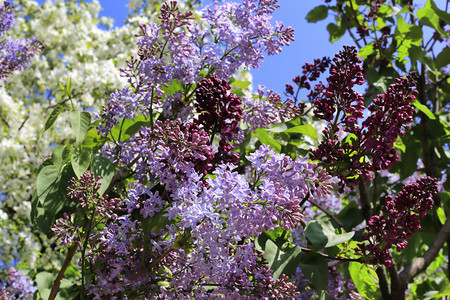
{"left": 265, "top": 123, "right": 288, "bottom": 133}
{"left": 41, "top": 104, "right": 69, "bottom": 137}
{"left": 304, "top": 219, "right": 355, "bottom": 250}
{"left": 394, "top": 136, "right": 406, "bottom": 152}
{"left": 349, "top": 262, "right": 378, "bottom": 299}
{"left": 298, "top": 252, "right": 329, "bottom": 292}
{"left": 412, "top": 100, "right": 436, "bottom": 120}
{"left": 427, "top": 0, "right": 450, "bottom": 25}
{"left": 326, "top": 23, "right": 346, "bottom": 42}
{"left": 255, "top": 234, "right": 304, "bottom": 280}
{"left": 432, "top": 281, "right": 450, "bottom": 298}
{"left": 256, "top": 128, "right": 281, "bottom": 153}
{"left": 336, "top": 201, "right": 364, "bottom": 231}
{"left": 52, "top": 145, "right": 71, "bottom": 174}
{"left": 306, "top": 5, "right": 329, "bottom": 23}
{"left": 37, "top": 165, "right": 59, "bottom": 205}
{"left": 417, "top": 6, "right": 448, "bottom": 37}
{"left": 36, "top": 165, "right": 74, "bottom": 233}
{"left": 435, "top": 47, "right": 450, "bottom": 69}
{"left": 92, "top": 156, "right": 115, "bottom": 196}
{"left": 436, "top": 207, "right": 446, "bottom": 225}
{"left": 70, "top": 111, "right": 92, "bottom": 145}
{"left": 409, "top": 45, "right": 436, "bottom": 72}
{"left": 284, "top": 124, "right": 318, "bottom": 141}
{"left": 35, "top": 271, "right": 54, "bottom": 300}
{"left": 72, "top": 148, "right": 91, "bottom": 179}
{"left": 59, "top": 78, "right": 72, "bottom": 97}
{"left": 109, "top": 116, "right": 152, "bottom": 142}
{"left": 82, "top": 128, "right": 105, "bottom": 151}
{"left": 230, "top": 80, "right": 251, "bottom": 89}
{"left": 358, "top": 43, "right": 374, "bottom": 59}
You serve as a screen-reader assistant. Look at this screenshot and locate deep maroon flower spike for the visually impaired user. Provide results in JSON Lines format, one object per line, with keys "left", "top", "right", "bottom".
{"left": 359, "top": 176, "right": 438, "bottom": 266}
{"left": 194, "top": 75, "right": 243, "bottom": 165}
{"left": 309, "top": 45, "right": 418, "bottom": 190}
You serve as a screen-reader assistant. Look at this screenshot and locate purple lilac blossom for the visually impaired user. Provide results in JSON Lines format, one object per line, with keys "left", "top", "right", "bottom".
{"left": 0, "top": 269, "right": 37, "bottom": 300}
{"left": 82, "top": 145, "right": 327, "bottom": 298}
{"left": 115, "top": 0, "right": 294, "bottom": 119}
{"left": 243, "top": 85, "right": 298, "bottom": 130}
{"left": 0, "top": 2, "right": 43, "bottom": 84}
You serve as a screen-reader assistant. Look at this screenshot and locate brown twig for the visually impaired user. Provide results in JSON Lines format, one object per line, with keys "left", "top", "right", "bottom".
{"left": 299, "top": 246, "right": 364, "bottom": 263}
{"left": 49, "top": 219, "right": 90, "bottom": 300}
{"left": 306, "top": 198, "right": 346, "bottom": 230}
{"left": 48, "top": 243, "right": 79, "bottom": 300}
{"left": 399, "top": 218, "right": 450, "bottom": 285}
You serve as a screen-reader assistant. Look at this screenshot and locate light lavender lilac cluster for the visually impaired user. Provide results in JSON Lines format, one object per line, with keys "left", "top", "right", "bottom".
{"left": 0, "top": 269, "right": 37, "bottom": 300}
{"left": 98, "top": 0, "right": 295, "bottom": 134}
{"left": 0, "top": 1, "right": 43, "bottom": 84}
{"left": 75, "top": 142, "right": 332, "bottom": 298}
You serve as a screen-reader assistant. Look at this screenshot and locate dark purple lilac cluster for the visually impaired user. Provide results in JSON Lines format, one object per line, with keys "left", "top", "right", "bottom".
{"left": 308, "top": 46, "right": 418, "bottom": 190}
{"left": 361, "top": 72, "right": 418, "bottom": 171}
{"left": 313, "top": 45, "right": 365, "bottom": 125}
{"left": 194, "top": 76, "right": 243, "bottom": 164}
{"left": 286, "top": 56, "right": 331, "bottom": 96}
{"left": 359, "top": 176, "right": 438, "bottom": 266}
{"left": 365, "top": 0, "right": 385, "bottom": 20}
{"left": 0, "top": 2, "right": 43, "bottom": 84}
{"left": 0, "top": 269, "right": 37, "bottom": 300}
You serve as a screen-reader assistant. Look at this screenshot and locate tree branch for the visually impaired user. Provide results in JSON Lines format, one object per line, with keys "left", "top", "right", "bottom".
{"left": 306, "top": 198, "right": 346, "bottom": 230}
{"left": 359, "top": 181, "right": 371, "bottom": 222}
{"left": 376, "top": 266, "right": 391, "bottom": 300}
{"left": 399, "top": 218, "right": 450, "bottom": 284}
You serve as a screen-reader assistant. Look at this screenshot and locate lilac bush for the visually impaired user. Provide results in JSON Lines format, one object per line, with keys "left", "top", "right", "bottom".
{"left": 30, "top": 0, "right": 444, "bottom": 299}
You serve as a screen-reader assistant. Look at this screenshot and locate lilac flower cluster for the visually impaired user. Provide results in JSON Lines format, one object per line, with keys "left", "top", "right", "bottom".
{"left": 194, "top": 76, "right": 243, "bottom": 164}
{"left": 0, "top": 1, "right": 43, "bottom": 84}
{"left": 100, "top": 0, "right": 294, "bottom": 133}
{"left": 0, "top": 269, "right": 37, "bottom": 300}
{"left": 361, "top": 72, "right": 418, "bottom": 171}
{"left": 80, "top": 144, "right": 331, "bottom": 298}
{"left": 243, "top": 85, "right": 299, "bottom": 130}
{"left": 115, "top": 120, "right": 215, "bottom": 188}
{"left": 359, "top": 176, "right": 438, "bottom": 266}
{"left": 202, "top": 0, "right": 294, "bottom": 78}
{"left": 312, "top": 45, "right": 365, "bottom": 125}
{"left": 52, "top": 172, "right": 121, "bottom": 249}
{"left": 286, "top": 56, "right": 331, "bottom": 97}
{"left": 294, "top": 266, "right": 362, "bottom": 299}
{"left": 308, "top": 46, "right": 418, "bottom": 190}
